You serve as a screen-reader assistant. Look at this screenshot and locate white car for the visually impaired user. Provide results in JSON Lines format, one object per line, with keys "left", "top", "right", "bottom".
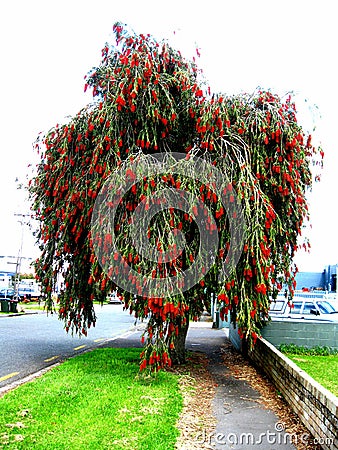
{"left": 107, "top": 292, "right": 123, "bottom": 304}
{"left": 269, "top": 297, "right": 338, "bottom": 322}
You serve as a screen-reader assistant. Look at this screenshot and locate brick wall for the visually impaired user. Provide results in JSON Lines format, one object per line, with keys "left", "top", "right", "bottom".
{"left": 229, "top": 325, "right": 338, "bottom": 449}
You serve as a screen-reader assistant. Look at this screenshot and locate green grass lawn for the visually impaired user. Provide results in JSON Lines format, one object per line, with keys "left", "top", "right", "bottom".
{"left": 0, "top": 301, "right": 44, "bottom": 314}
{"left": 0, "top": 348, "right": 183, "bottom": 449}
{"left": 18, "top": 300, "right": 111, "bottom": 313}
{"left": 20, "top": 302, "right": 45, "bottom": 311}
{"left": 280, "top": 345, "right": 338, "bottom": 398}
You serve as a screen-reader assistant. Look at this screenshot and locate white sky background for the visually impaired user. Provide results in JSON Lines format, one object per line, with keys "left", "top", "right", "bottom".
{"left": 0, "top": 0, "right": 337, "bottom": 273}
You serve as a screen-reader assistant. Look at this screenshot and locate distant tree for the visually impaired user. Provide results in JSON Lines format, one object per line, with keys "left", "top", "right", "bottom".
{"left": 20, "top": 273, "right": 35, "bottom": 280}
{"left": 29, "top": 23, "right": 322, "bottom": 371}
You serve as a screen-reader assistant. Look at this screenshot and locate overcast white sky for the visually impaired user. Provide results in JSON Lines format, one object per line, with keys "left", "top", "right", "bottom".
{"left": 0, "top": 0, "right": 337, "bottom": 273}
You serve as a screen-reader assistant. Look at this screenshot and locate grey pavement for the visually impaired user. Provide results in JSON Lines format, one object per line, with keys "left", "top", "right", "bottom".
{"left": 105, "top": 321, "right": 296, "bottom": 450}
{"left": 186, "top": 324, "right": 295, "bottom": 449}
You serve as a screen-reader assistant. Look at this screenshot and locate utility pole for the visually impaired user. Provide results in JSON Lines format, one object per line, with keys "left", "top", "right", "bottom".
{"left": 13, "top": 213, "right": 31, "bottom": 300}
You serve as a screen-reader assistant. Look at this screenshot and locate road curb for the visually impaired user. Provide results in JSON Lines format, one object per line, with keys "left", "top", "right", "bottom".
{"left": 0, "top": 362, "right": 61, "bottom": 398}
{"left": 0, "top": 311, "right": 40, "bottom": 318}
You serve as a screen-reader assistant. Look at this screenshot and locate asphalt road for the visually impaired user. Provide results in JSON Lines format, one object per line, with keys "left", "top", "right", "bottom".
{"left": 0, "top": 304, "right": 139, "bottom": 390}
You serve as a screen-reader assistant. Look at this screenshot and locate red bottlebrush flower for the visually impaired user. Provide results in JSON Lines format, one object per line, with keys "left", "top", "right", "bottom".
{"left": 244, "top": 268, "right": 253, "bottom": 280}
{"left": 251, "top": 332, "right": 258, "bottom": 344}
{"left": 116, "top": 95, "right": 126, "bottom": 107}
{"left": 140, "top": 359, "right": 147, "bottom": 371}
{"left": 151, "top": 90, "right": 158, "bottom": 101}
{"left": 215, "top": 207, "right": 224, "bottom": 219}
{"left": 255, "top": 283, "right": 267, "bottom": 295}
{"left": 126, "top": 168, "right": 136, "bottom": 181}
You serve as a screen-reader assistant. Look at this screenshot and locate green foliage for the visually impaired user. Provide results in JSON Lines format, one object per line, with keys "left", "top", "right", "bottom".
{"left": 0, "top": 348, "right": 182, "bottom": 449}
{"left": 28, "top": 22, "right": 323, "bottom": 370}
{"left": 19, "top": 273, "right": 35, "bottom": 279}
{"left": 279, "top": 343, "right": 338, "bottom": 356}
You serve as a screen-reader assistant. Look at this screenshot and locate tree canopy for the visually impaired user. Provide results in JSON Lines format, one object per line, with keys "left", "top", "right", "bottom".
{"left": 29, "top": 23, "right": 323, "bottom": 371}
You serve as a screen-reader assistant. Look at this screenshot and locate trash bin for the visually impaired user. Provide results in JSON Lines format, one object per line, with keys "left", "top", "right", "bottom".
{"left": 0, "top": 299, "right": 10, "bottom": 313}
{"left": 212, "top": 311, "right": 220, "bottom": 329}
{"left": 9, "top": 300, "right": 18, "bottom": 313}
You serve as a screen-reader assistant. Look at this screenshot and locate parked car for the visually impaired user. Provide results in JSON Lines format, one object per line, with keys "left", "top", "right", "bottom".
{"left": 0, "top": 288, "right": 23, "bottom": 301}
{"left": 269, "top": 297, "right": 338, "bottom": 322}
{"left": 107, "top": 292, "right": 123, "bottom": 304}
{"left": 17, "top": 286, "right": 41, "bottom": 301}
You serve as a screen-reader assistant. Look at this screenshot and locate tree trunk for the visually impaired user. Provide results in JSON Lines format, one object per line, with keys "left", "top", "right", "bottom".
{"left": 169, "top": 313, "right": 190, "bottom": 365}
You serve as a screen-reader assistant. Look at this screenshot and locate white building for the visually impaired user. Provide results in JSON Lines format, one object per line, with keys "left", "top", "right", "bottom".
{"left": 0, "top": 255, "right": 34, "bottom": 276}
{"left": 0, "top": 272, "right": 12, "bottom": 289}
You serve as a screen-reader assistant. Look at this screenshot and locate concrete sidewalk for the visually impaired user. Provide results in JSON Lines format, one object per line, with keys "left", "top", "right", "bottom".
{"left": 186, "top": 324, "right": 295, "bottom": 449}
{"left": 107, "top": 321, "right": 296, "bottom": 449}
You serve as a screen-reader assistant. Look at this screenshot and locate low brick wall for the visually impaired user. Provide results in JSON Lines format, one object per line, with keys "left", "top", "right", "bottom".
{"left": 229, "top": 325, "right": 338, "bottom": 449}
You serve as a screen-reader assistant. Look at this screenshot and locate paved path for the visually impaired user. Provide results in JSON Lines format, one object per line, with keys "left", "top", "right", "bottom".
{"left": 186, "top": 324, "right": 295, "bottom": 449}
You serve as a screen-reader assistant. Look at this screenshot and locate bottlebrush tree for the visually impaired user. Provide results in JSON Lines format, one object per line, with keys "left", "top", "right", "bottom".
{"left": 29, "top": 23, "right": 323, "bottom": 371}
